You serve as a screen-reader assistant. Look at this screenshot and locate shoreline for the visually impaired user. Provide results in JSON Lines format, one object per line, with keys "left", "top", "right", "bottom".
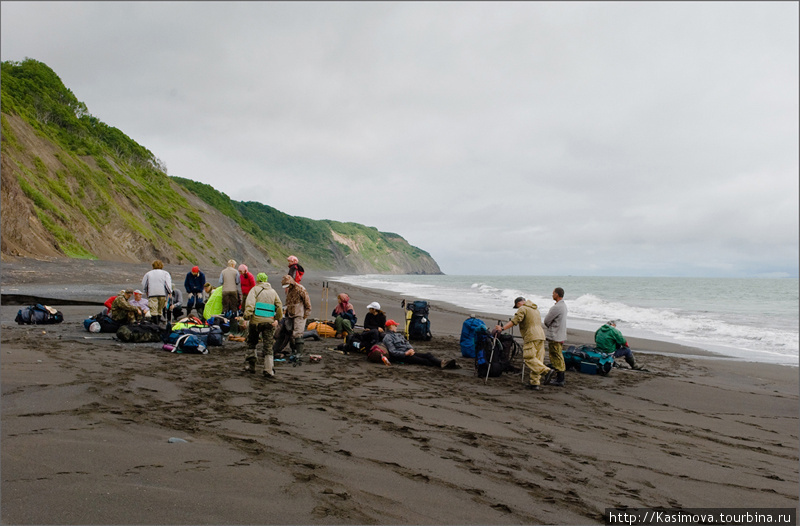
{"left": 307, "top": 272, "right": 741, "bottom": 361}
{"left": 2, "top": 259, "right": 798, "bottom": 524}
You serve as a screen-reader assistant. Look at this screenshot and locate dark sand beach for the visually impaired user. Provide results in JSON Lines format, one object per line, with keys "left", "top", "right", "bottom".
{"left": 1, "top": 259, "right": 797, "bottom": 524}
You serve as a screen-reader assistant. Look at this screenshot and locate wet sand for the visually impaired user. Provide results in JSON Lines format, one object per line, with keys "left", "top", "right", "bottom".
{"left": 1, "top": 259, "right": 797, "bottom": 524}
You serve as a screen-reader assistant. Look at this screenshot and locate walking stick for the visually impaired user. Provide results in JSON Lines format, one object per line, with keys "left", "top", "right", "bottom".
{"left": 323, "top": 282, "right": 330, "bottom": 322}
{"left": 484, "top": 320, "right": 502, "bottom": 385}
{"left": 320, "top": 281, "right": 326, "bottom": 322}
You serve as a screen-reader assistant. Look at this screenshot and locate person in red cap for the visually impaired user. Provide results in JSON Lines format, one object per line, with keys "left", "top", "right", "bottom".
{"left": 184, "top": 265, "right": 206, "bottom": 317}
{"left": 381, "top": 319, "right": 459, "bottom": 369}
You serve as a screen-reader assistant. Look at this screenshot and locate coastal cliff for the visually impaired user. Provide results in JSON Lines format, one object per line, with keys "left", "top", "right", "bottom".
{"left": 0, "top": 59, "right": 442, "bottom": 274}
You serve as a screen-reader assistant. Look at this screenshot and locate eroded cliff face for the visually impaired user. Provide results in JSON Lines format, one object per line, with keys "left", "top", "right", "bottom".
{"left": 1, "top": 113, "right": 442, "bottom": 275}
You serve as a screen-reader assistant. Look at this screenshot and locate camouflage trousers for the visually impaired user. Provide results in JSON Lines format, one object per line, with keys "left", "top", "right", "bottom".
{"left": 245, "top": 320, "right": 276, "bottom": 363}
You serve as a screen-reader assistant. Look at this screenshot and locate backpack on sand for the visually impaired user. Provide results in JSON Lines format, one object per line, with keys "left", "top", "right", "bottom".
{"left": 163, "top": 334, "right": 208, "bottom": 354}
{"left": 84, "top": 312, "right": 120, "bottom": 333}
{"left": 474, "top": 327, "right": 506, "bottom": 378}
{"left": 404, "top": 300, "right": 432, "bottom": 341}
{"left": 563, "top": 345, "right": 614, "bottom": 375}
{"left": 116, "top": 322, "right": 165, "bottom": 343}
{"left": 16, "top": 304, "right": 64, "bottom": 325}
{"left": 460, "top": 316, "right": 487, "bottom": 358}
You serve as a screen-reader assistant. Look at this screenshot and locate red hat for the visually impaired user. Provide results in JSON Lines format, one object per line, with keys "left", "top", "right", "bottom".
{"left": 191, "top": 266, "right": 200, "bottom": 273}
{"left": 385, "top": 319, "right": 399, "bottom": 327}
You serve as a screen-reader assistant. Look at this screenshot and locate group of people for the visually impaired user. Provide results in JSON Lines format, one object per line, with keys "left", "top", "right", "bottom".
{"left": 495, "top": 287, "right": 642, "bottom": 391}
{"left": 106, "top": 260, "right": 641, "bottom": 386}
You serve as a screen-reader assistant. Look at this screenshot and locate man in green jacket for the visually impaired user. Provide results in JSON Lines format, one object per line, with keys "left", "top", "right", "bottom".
{"left": 594, "top": 320, "right": 642, "bottom": 369}
{"left": 496, "top": 297, "right": 553, "bottom": 390}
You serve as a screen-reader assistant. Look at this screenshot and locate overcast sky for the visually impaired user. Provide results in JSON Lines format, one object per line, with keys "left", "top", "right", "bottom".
{"left": 2, "top": 2, "right": 797, "bottom": 277}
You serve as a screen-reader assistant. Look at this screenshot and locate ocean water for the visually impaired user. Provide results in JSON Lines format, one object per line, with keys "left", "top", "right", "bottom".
{"left": 330, "top": 275, "right": 799, "bottom": 366}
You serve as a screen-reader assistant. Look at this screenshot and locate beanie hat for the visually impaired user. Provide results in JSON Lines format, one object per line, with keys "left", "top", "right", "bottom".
{"left": 191, "top": 266, "right": 200, "bottom": 273}
{"left": 238, "top": 264, "right": 248, "bottom": 273}
{"left": 256, "top": 272, "right": 268, "bottom": 283}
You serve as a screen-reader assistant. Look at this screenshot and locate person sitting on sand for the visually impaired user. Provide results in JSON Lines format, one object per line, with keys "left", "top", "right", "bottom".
{"left": 111, "top": 289, "right": 142, "bottom": 324}
{"left": 129, "top": 290, "right": 151, "bottom": 320}
{"left": 332, "top": 293, "right": 357, "bottom": 338}
{"left": 594, "top": 320, "right": 643, "bottom": 370}
{"left": 359, "top": 301, "right": 386, "bottom": 348}
{"left": 103, "top": 293, "right": 118, "bottom": 316}
{"left": 382, "top": 319, "right": 459, "bottom": 369}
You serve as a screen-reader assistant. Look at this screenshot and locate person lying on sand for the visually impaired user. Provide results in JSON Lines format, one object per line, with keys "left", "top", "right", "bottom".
{"left": 382, "top": 319, "right": 459, "bottom": 369}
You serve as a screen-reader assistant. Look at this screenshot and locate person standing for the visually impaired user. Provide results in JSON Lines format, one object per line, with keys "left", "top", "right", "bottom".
{"left": 280, "top": 274, "right": 312, "bottom": 359}
{"left": 287, "top": 255, "right": 304, "bottom": 283}
{"left": 142, "top": 260, "right": 172, "bottom": 325}
{"left": 243, "top": 273, "right": 283, "bottom": 378}
{"left": 219, "top": 259, "right": 240, "bottom": 316}
{"left": 595, "top": 320, "right": 642, "bottom": 369}
{"left": 543, "top": 287, "right": 568, "bottom": 387}
{"left": 238, "top": 264, "right": 256, "bottom": 309}
{"left": 496, "top": 296, "right": 552, "bottom": 391}
{"left": 184, "top": 266, "right": 206, "bottom": 317}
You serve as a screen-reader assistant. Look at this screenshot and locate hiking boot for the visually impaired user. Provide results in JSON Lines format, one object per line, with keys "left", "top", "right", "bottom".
{"left": 244, "top": 358, "right": 256, "bottom": 373}
{"left": 262, "top": 370, "right": 275, "bottom": 379}
{"left": 551, "top": 371, "right": 566, "bottom": 387}
{"left": 526, "top": 384, "right": 541, "bottom": 391}
{"left": 542, "top": 368, "right": 556, "bottom": 385}
{"left": 441, "top": 358, "right": 458, "bottom": 369}
{"left": 625, "top": 355, "right": 643, "bottom": 370}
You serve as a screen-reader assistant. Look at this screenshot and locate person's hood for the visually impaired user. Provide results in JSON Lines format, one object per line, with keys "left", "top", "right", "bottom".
{"left": 258, "top": 282, "right": 274, "bottom": 291}
{"left": 281, "top": 274, "right": 294, "bottom": 288}
{"left": 596, "top": 324, "right": 614, "bottom": 334}
{"left": 523, "top": 300, "right": 539, "bottom": 310}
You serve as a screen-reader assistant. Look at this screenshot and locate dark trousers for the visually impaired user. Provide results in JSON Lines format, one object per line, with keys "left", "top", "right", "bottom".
{"left": 394, "top": 352, "right": 440, "bottom": 367}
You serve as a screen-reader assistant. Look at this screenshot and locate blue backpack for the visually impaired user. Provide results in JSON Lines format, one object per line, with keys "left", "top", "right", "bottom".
{"left": 460, "top": 317, "right": 487, "bottom": 358}
{"left": 163, "top": 334, "right": 208, "bottom": 354}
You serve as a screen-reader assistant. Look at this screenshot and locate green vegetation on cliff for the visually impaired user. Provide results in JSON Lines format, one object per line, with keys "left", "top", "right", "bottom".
{"left": 1, "top": 58, "right": 441, "bottom": 273}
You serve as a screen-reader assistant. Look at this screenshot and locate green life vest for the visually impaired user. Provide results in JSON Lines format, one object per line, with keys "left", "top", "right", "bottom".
{"left": 255, "top": 301, "right": 276, "bottom": 317}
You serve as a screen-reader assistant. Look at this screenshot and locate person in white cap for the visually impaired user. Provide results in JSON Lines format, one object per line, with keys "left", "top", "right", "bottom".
{"left": 356, "top": 301, "right": 387, "bottom": 350}
{"left": 128, "top": 290, "right": 151, "bottom": 319}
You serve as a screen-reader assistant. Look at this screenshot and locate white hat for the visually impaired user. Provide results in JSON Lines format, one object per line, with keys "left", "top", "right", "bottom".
{"left": 367, "top": 301, "right": 380, "bottom": 310}
{"left": 133, "top": 289, "right": 143, "bottom": 295}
